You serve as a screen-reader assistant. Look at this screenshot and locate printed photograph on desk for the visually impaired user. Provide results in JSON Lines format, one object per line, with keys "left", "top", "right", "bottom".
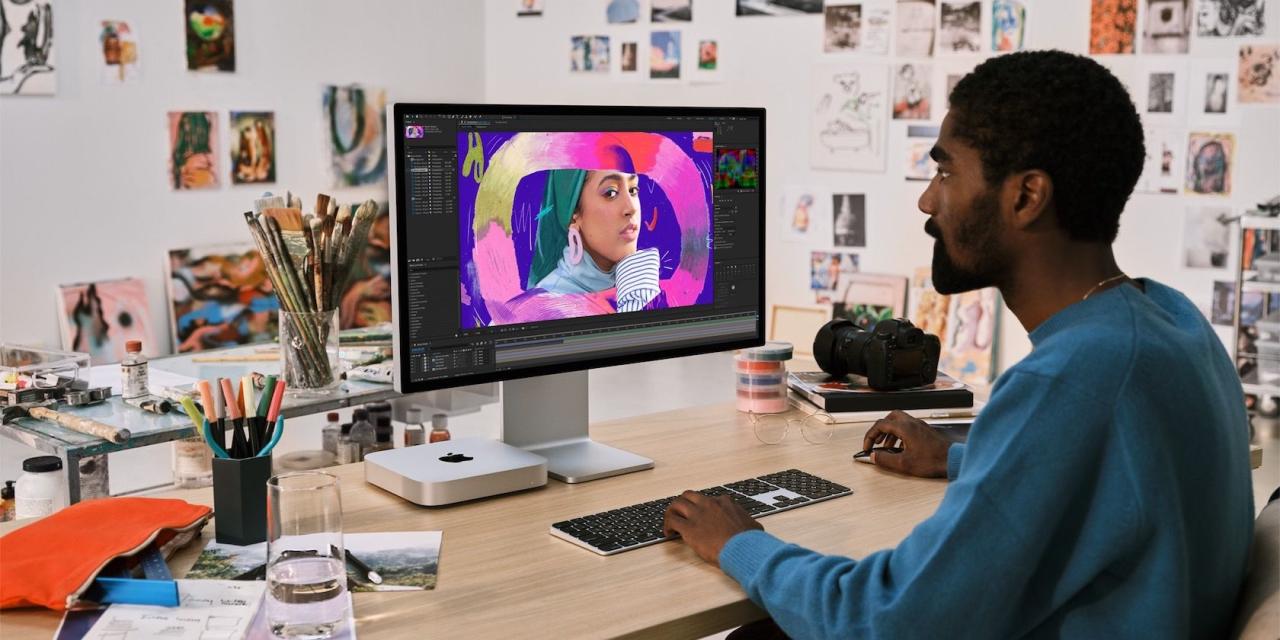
{"left": 991, "top": 0, "right": 1026, "bottom": 52}
{"left": 892, "top": 63, "right": 932, "bottom": 120}
{"left": 339, "top": 204, "right": 392, "bottom": 329}
{"left": 736, "top": 0, "right": 823, "bottom": 16}
{"left": 229, "top": 111, "right": 275, "bottom": 185}
{"left": 1185, "top": 132, "right": 1234, "bottom": 196}
{"left": 99, "top": 20, "right": 139, "bottom": 84}
{"left": 895, "top": 0, "right": 936, "bottom": 57}
{"left": 167, "top": 111, "right": 219, "bottom": 190}
{"left": 1089, "top": 0, "right": 1137, "bottom": 54}
{"left": 1183, "top": 206, "right": 1232, "bottom": 268}
{"left": 938, "top": 1, "right": 981, "bottom": 54}
{"left": 323, "top": 84, "right": 387, "bottom": 187}
{"left": 570, "top": 35, "right": 611, "bottom": 73}
{"left": 184, "top": 0, "right": 235, "bottom": 72}
{"left": 56, "top": 278, "right": 155, "bottom": 365}
{"left": 1239, "top": 44, "right": 1280, "bottom": 105}
{"left": 1196, "top": 0, "right": 1265, "bottom": 36}
{"left": 0, "top": 0, "right": 55, "bottom": 95}
{"left": 166, "top": 243, "right": 279, "bottom": 352}
{"left": 457, "top": 131, "right": 713, "bottom": 328}
{"left": 938, "top": 287, "right": 999, "bottom": 386}
{"left": 811, "top": 63, "right": 888, "bottom": 171}
{"left": 1141, "top": 0, "right": 1191, "bottom": 54}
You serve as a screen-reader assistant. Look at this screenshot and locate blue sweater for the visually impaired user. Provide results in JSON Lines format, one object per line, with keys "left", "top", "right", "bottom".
{"left": 720, "top": 280, "right": 1254, "bottom": 639}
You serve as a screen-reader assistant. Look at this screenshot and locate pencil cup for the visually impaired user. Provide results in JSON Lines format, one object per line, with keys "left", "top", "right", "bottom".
{"left": 212, "top": 454, "right": 273, "bottom": 545}
{"left": 279, "top": 309, "right": 341, "bottom": 395}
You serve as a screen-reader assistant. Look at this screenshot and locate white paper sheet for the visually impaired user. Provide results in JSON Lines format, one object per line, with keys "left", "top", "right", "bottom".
{"left": 82, "top": 580, "right": 264, "bottom": 640}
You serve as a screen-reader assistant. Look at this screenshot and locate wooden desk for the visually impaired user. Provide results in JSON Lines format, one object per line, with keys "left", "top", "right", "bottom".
{"left": 0, "top": 402, "right": 946, "bottom": 639}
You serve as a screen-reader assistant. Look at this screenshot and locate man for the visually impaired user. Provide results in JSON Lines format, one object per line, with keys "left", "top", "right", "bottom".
{"left": 663, "top": 50, "right": 1254, "bottom": 638}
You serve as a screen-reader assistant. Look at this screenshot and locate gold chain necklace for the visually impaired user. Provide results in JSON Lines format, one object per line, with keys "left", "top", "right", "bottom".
{"left": 1082, "top": 274, "right": 1131, "bottom": 300}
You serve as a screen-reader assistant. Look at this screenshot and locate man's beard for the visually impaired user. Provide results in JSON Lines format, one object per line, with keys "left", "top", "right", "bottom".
{"left": 928, "top": 190, "right": 1005, "bottom": 295}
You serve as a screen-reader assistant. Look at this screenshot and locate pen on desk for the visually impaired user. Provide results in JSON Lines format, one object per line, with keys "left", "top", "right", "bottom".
{"left": 344, "top": 549, "right": 382, "bottom": 585}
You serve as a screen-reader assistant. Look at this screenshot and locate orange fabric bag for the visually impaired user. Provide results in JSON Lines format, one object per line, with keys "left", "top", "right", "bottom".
{"left": 0, "top": 497, "right": 211, "bottom": 610}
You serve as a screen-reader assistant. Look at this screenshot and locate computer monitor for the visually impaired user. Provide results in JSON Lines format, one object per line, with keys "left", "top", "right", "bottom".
{"left": 388, "top": 104, "right": 765, "bottom": 482}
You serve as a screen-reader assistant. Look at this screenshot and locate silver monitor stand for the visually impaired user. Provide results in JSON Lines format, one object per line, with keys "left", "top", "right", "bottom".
{"left": 501, "top": 371, "right": 654, "bottom": 483}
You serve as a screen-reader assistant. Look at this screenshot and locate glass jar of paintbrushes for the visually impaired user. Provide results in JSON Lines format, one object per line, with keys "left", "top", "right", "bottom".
{"left": 242, "top": 193, "right": 381, "bottom": 395}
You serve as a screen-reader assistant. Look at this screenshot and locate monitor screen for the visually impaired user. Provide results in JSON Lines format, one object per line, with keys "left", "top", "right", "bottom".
{"left": 389, "top": 104, "right": 765, "bottom": 393}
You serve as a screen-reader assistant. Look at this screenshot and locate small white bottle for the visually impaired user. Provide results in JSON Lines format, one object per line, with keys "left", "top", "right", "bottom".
{"left": 403, "top": 408, "right": 425, "bottom": 447}
{"left": 321, "top": 412, "right": 342, "bottom": 456}
{"left": 15, "top": 456, "right": 65, "bottom": 519}
{"left": 121, "top": 340, "right": 149, "bottom": 400}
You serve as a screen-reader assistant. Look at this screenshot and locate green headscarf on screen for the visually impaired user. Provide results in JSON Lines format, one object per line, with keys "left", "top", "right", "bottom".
{"left": 527, "top": 169, "right": 588, "bottom": 288}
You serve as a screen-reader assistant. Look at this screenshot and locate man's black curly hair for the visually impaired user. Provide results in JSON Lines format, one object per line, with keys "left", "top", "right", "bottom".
{"left": 948, "top": 50, "right": 1145, "bottom": 244}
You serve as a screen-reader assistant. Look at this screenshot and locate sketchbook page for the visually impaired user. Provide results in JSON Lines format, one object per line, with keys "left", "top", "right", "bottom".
{"left": 80, "top": 580, "right": 264, "bottom": 640}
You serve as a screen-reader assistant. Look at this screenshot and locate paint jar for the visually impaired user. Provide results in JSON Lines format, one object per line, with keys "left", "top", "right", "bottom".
{"left": 279, "top": 309, "right": 341, "bottom": 394}
{"left": 173, "top": 436, "right": 214, "bottom": 489}
{"left": 16, "top": 456, "right": 65, "bottom": 519}
{"left": 736, "top": 342, "right": 793, "bottom": 414}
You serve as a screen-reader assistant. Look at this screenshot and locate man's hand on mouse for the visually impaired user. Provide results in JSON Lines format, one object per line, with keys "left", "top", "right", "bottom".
{"left": 862, "top": 410, "right": 950, "bottom": 478}
{"left": 663, "top": 491, "right": 763, "bottom": 567}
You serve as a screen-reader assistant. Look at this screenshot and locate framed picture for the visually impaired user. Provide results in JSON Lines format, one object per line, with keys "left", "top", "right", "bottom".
{"left": 769, "top": 304, "right": 829, "bottom": 356}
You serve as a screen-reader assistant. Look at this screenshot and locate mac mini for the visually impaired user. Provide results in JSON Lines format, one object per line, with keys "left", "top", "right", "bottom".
{"left": 363, "top": 437, "right": 548, "bottom": 506}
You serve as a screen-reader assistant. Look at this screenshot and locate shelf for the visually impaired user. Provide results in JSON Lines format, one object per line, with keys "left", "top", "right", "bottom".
{"left": 1239, "top": 216, "right": 1280, "bottom": 230}
{"left": 1240, "top": 280, "right": 1280, "bottom": 294}
{"left": 1242, "top": 382, "right": 1280, "bottom": 396}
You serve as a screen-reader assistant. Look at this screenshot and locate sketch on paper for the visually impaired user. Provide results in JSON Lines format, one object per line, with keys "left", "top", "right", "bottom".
{"left": 1186, "top": 132, "right": 1234, "bottom": 196}
{"left": 939, "top": 288, "right": 999, "bottom": 386}
{"left": 811, "top": 63, "right": 887, "bottom": 172}
{"left": 57, "top": 278, "right": 154, "bottom": 365}
{"left": 939, "top": 1, "right": 981, "bottom": 53}
{"left": 0, "top": 0, "right": 55, "bottom": 94}
{"left": 1196, "top": 0, "right": 1265, "bottom": 36}
{"left": 893, "top": 63, "right": 931, "bottom": 120}
{"left": 862, "top": 1, "right": 893, "bottom": 54}
{"left": 323, "top": 84, "right": 387, "bottom": 187}
{"left": 781, "top": 186, "right": 831, "bottom": 244}
{"left": 992, "top": 0, "right": 1026, "bottom": 52}
{"left": 1239, "top": 44, "right": 1280, "bottom": 104}
{"left": 99, "top": 21, "right": 139, "bottom": 84}
{"left": 896, "top": 0, "right": 936, "bottom": 56}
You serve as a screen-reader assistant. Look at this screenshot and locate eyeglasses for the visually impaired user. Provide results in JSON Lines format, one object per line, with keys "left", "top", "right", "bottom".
{"left": 749, "top": 410, "right": 836, "bottom": 445}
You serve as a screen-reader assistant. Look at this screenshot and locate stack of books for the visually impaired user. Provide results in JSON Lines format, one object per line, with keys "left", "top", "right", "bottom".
{"left": 787, "top": 370, "right": 979, "bottom": 423}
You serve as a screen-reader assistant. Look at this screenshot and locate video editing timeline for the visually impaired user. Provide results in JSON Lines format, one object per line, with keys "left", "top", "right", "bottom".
{"left": 399, "top": 110, "right": 763, "bottom": 385}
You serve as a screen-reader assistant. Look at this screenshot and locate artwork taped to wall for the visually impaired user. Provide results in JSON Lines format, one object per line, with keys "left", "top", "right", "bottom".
{"left": 1239, "top": 44, "right": 1280, "bottom": 104}
{"left": 99, "top": 21, "right": 139, "bottom": 85}
{"left": 737, "top": 0, "right": 823, "bottom": 16}
{"left": 691, "top": 37, "right": 722, "bottom": 83}
{"left": 185, "top": 0, "right": 234, "bottom": 72}
{"left": 939, "top": 287, "right": 999, "bottom": 386}
{"left": 781, "top": 185, "right": 832, "bottom": 244}
{"left": 323, "top": 84, "right": 387, "bottom": 188}
{"left": 1142, "top": 0, "right": 1191, "bottom": 54}
{"left": 896, "top": 0, "right": 936, "bottom": 57}
{"left": 230, "top": 111, "right": 275, "bottom": 185}
{"left": 619, "top": 40, "right": 642, "bottom": 74}
{"left": 0, "top": 0, "right": 55, "bottom": 95}
{"left": 1135, "top": 127, "right": 1185, "bottom": 194}
{"left": 166, "top": 243, "right": 279, "bottom": 353}
{"left": 1183, "top": 206, "right": 1232, "bottom": 268}
{"left": 57, "top": 278, "right": 154, "bottom": 365}
{"left": 811, "top": 62, "right": 888, "bottom": 172}
{"left": 893, "top": 63, "right": 932, "bottom": 120}
{"left": 938, "top": 1, "right": 981, "bottom": 54}
{"left": 1138, "top": 60, "right": 1187, "bottom": 125}
{"left": 905, "top": 124, "right": 940, "bottom": 181}
{"left": 770, "top": 305, "right": 829, "bottom": 356}
{"left": 908, "top": 267, "right": 950, "bottom": 339}
{"left": 518, "top": 0, "right": 544, "bottom": 17}
{"left": 168, "top": 111, "right": 219, "bottom": 190}
{"left": 570, "top": 35, "right": 611, "bottom": 73}
{"left": 834, "top": 272, "right": 907, "bottom": 331}
{"left": 653, "top": 0, "right": 691, "bottom": 22}
{"left": 1196, "top": 0, "right": 1265, "bottom": 36}
{"left": 1090, "top": 0, "right": 1137, "bottom": 54}
{"left": 650, "top": 30, "right": 682, "bottom": 79}
{"left": 1185, "top": 132, "right": 1235, "bottom": 196}
{"left": 861, "top": 1, "right": 893, "bottom": 54}
{"left": 991, "top": 0, "right": 1026, "bottom": 52}
{"left": 832, "top": 193, "right": 866, "bottom": 247}
{"left": 608, "top": 0, "right": 641, "bottom": 23}
{"left": 824, "top": 3, "right": 862, "bottom": 53}
{"left": 811, "top": 251, "right": 860, "bottom": 305}
{"left": 1188, "top": 59, "right": 1239, "bottom": 126}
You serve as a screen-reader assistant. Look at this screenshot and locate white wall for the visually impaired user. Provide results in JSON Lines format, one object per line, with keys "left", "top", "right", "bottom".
{"left": 0, "top": 0, "right": 486, "bottom": 491}
{"left": 483, "top": 0, "right": 1280, "bottom": 373}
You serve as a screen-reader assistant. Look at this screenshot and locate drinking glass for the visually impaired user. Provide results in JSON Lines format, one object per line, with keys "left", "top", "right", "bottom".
{"left": 266, "top": 472, "right": 346, "bottom": 639}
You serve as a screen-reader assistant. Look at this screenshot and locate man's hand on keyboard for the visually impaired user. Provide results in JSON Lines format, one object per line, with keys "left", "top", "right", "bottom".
{"left": 663, "top": 490, "right": 763, "bottom": 567}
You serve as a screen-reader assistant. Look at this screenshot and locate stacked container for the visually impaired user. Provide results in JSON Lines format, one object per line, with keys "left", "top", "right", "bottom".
{"left": 735, "top": 342, "right": 793, "bottom": 414}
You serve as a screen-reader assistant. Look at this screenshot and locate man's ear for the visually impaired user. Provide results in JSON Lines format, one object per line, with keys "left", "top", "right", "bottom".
{"left": 1007, "top": 170, "right": 1052, "bottom": 231}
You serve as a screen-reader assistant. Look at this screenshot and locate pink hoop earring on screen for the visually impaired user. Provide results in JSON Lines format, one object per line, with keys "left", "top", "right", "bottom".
{"left": 567, "top": 225, "right": 584, "bottom": 265}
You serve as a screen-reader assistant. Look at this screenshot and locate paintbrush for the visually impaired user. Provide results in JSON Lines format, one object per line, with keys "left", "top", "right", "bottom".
{"left": 306, "top": 216, "right": 325, "bottom": 310}
{"left": 333, "top": 199, "right": 380, "bottom": 306}
{"left": 254, "top": 194, "right": 285, "bottom": 214}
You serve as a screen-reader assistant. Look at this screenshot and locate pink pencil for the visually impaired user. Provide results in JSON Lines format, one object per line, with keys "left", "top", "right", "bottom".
{"left": 220, "top": 378, "right": 241, "bottom": 421}
{"left": 197, "top": 380, "right": 214, "bottom": 421}
{"left": 266, "top": 379, "right": 286, "bottom": 424}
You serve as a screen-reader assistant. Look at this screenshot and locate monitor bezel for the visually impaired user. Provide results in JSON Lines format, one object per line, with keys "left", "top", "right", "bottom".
{"left": 389, "top": 102, "right": 766, "bottom": 394}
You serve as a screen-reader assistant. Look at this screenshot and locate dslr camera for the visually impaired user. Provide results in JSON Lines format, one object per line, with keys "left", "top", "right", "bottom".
{"left": 813, "top": 317, "right": 941, "bottom": 391}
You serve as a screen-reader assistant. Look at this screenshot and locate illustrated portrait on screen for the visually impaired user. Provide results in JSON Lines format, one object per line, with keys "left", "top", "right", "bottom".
{"left": 457, "top": 131, "right": 714, "bottom": 329}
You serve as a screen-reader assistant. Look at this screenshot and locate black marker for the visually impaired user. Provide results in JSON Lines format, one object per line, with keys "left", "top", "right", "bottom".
{"left": 345, "top": 549, "right": 382, "bottom": 585}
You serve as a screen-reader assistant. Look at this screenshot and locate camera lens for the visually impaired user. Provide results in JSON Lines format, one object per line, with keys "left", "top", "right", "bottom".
{"left": 814, "top": 319, "right": 874, "bottom": 378}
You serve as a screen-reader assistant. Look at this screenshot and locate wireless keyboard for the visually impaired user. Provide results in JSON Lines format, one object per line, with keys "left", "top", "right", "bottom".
{"left": 549, "top": 469, "right": 852, "bottom": 555}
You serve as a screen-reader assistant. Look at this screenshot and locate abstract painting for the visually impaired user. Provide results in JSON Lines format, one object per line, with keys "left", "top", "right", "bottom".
{"left": 185, "top": 0, "right": 234, "bottom": 72}
{"left": 811, "top": 63, "right": 888, "bottom": 172}
{"left": 1239, "top": 44, "right": 1280, "bottom": 104}
{"left": 0, "top": 0, "right": 55, "bottom": 95}
{"left": 892, "top": 63, "right": 932, "bottom": 120}
{"left": 570, "top": 35, "right": 610, "bottom": 73}
{"left": 832, "top": 193, "right": 866, "bottom": 247}
{"left": 1196, "top": 0, "right": 1265, "bottom": 36}
{"left": 323, "top": 84, "right": 387, "bottom": 188}
{"left": 650, "top": 30, "right": 681, "bottom": 79}
{"left": 57, "top": 278, "right": 154, "bottom": 365}
{"left": 1090, "top": 0, "right": 1137, "bottom": 54}
{"left": 230, "top": 111, "right": 275, "bottom": 184}
{"left": 896, "top": 0, "right": 936, "bottom": 57}
{"left": 166, "top": 243, "right": 279, "bottom": 353}
{"left": 1142, "top": 0, "right": 1190, "bottom": 54}
{"left": 99, "top": 20, "right": 139, "bottom": 85}
{"left": 168, "top": 111, "right": 219, "bottom": 190}
{"left": 991, "top": 0, "right": 1026, "bottom": 52}
{"left": 939, "top": 287, "right": 999, "bottom": 386}
{"left": 1185, "top": 132, "right": 1234, "bottom": 196}
{"left": 938, "top": 1, "right": 981, "bottom": 53}
{"left": 908, "top": 267, "right": 950, "bottom": 339}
